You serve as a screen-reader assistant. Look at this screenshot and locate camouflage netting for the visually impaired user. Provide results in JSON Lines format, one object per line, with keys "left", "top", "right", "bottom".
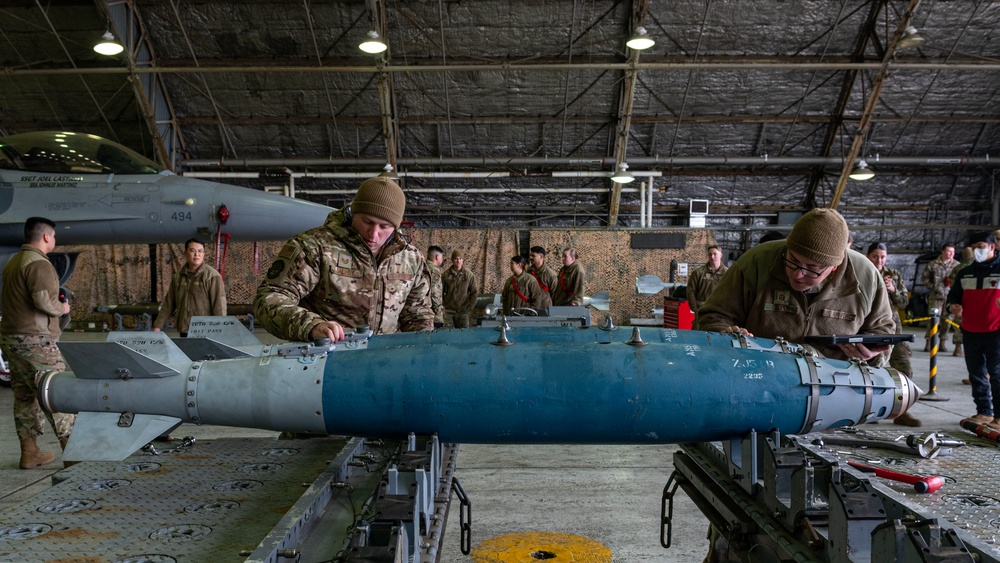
{"left": 64, "top": 228, "right": 717, "bottom": 330}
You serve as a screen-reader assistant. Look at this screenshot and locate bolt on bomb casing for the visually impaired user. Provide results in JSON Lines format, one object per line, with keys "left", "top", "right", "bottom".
{"left": 40, "top": 322, "right": 919, "bottom": 461}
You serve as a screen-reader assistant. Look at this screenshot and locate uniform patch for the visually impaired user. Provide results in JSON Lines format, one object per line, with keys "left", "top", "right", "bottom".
{"left": 338, "top": 253, "right": 354, "bottom": 268}
{"left": 821, "top": 308, "right": 856, "bottom": 321}
{"left": 386, "top": 273, "right": 413, "bottom": 281}
{"left": 774, "top": 290, "right": 791, "bottom": 305}
{"left": 266, "top": 259, "right": 286, "bottom": 280}
{"left": 764, "top": 303, "right": 798, "bottom": 313}
{"left": 277, "top": 243, "right": 300, "bottom": 261}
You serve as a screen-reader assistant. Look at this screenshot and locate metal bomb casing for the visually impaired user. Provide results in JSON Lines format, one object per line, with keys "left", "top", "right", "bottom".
{"left": 39, "top": 320, "right": 919, "bottom": 461}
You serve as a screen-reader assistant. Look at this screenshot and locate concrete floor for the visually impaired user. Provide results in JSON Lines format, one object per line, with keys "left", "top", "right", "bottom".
{"left": 0, "top": 326, "right": 982, "bottom": 562}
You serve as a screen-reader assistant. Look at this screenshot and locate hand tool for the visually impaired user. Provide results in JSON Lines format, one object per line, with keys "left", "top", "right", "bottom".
{"left": 960, "top": 419, "right": 1000, "bottom": 444}
{"left": 847, "top": 461, "right": 943, "bottom": 493}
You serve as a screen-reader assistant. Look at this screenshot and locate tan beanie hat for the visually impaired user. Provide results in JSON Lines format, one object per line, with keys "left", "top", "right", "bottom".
{"left": 451, "top": 249, "right": 464, "bottom": 260}
{"left": 351, "top": 177, "right": 406, "bottom": 228}
{"left": 785, "top": 208, "right": 849, "bottom": 266}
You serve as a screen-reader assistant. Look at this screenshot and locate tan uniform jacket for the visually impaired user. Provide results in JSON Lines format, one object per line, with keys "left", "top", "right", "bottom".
{"left": 528, "top": 264, "right": 557, "bottom": 309}
{"left": 254, "top": 208, "right": 434, "bottom": 342}
{"left": 442, "top": 267, "right": 478, "bottom": 312}
{"left": 0, "top": 245, "right": 64, "bottom": 337}
{"left": 501, "top": 272, "right": 546, "bottom": 314}
{"left": 153, "top": 263, "right": 227, "bottom": 333}
{"left": 696, "top": 241, "right": 895, "bottom": 364}
{"left": 686, "top": 262, "right": 729, "bottom": 312}
{"left": 551, "top": 262, "right": 585, "bottom": 306}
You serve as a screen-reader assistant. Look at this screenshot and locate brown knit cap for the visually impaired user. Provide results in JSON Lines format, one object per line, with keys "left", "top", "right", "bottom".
{"left": 451, "top": 249, "right": 464, "bottom": 260}
{"left": 785, "top": 208, "right": 849, "bottom": 266}
{"left": 351, "top": 177, "right": 406, "bottom": 228}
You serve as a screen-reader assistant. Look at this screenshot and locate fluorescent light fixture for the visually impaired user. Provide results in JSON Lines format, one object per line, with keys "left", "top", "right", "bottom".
{"left": 898, "top": 26, "right": 926, "bottom": 49}
{"left": 849, "top": 159, "right": 875, "bottom": 181}
{"left": 610, "top": 162, "right": 636, "bottom": 183}
{"left": 359, "top": 30, "right": 388, "bottom": 54}
{"left": 93, "top": 31, "right": 124, "bottom": 56}
{"left": 626, "top": 27, "right": 655, "bottom": 51}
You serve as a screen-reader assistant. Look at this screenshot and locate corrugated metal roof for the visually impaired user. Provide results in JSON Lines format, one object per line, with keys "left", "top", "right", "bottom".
{"left": 0, "top": 0, "right": 997, "bottom": 245}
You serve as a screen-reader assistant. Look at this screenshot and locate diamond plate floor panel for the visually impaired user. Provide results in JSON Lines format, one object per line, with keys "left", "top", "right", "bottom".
{"left": 0, "top": 437, "right": 352, "bottom": 562}
{"left": 802, "top": 428, "right": 1000, "bottom": 559}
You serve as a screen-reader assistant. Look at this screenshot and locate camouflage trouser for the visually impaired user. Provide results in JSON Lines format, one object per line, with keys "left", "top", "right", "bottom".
{"left": 0, "top": 334, "right": 75, "bottom": 441}
{"left": 889, "top": 342, "right": 913, "bottom": 378}
{"left": 445, "top": 309, "right": 471, "bottom": 329}
{"left": 953, "top": 315, "right": 964, "bottom": 345}
{"left": 924, "top": 297, "right": 953, "bottom": 342}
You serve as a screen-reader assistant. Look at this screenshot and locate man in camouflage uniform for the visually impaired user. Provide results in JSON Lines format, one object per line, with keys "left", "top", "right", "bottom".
{"left": 442, "top": 250, "right": 478, "bottom": 328}
{"left": 948, "top": 246, "right": 973, "bottom": 360}
{"left": 254, "top": 177, "right": 434, "bottom": 342}
{"left": 426, "top": 245, "right": 446, "bottom": 326}
{"left": 528, "top": 246, "right": 556, "bottom": 310}
{"left": 551, "top": 248, "right": 585, "bottom": 307}
{"left": 686, "top": 245, "right": 728, "bottom": 315}
{"left": 922, "top": 243, "right": 958, "bottom": 352}
{"left": 867, "top": 242, "right": 920, "bottom": 426}
{"left": 1, "top": 217, "right": 74, "bottom": 469}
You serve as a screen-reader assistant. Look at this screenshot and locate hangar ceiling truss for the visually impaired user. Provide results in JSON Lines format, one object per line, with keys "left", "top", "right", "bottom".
{"left": 0, "top": 0, "right": 997, "bottom": 239}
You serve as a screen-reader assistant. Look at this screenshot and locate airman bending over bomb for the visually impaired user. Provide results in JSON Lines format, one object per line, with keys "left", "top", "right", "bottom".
{"left": 697, "top": 208, "right": 895, "bottom": 366}
{"left": 254, "top": 177, "right": 433, "bottom": 342}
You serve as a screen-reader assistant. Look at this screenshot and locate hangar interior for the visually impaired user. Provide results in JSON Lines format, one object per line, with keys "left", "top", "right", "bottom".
{"left": 2, "top": 1, "right": 1000, "bottom": 562}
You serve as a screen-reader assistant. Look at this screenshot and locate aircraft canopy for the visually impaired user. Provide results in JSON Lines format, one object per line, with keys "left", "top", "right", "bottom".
{"left": 0, "top": 132, "right": 163, "bottom": 175}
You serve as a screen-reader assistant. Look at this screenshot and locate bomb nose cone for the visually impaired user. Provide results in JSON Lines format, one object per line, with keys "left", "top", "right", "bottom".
{"left": 894, "top": 374, "right": 923, "bottom": 419}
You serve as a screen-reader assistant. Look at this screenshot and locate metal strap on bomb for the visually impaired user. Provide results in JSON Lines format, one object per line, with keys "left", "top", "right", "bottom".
{"left": 186, "top": 362, "right": 202, "bottom": 423}
{"left": 857, "top": 360, "right": 875, "bottom": 423}
{"left": 798, "top": 352, "right": 823, "bottom": 434}
{"left": 798, "top": 352, "right": 896, "bottom": 433}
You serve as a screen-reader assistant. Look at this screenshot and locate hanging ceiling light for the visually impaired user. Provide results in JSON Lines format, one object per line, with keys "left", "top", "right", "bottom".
{"left": 93, "top": 30, "right": 124, "bottom": 56}
{"left": 897, "top": 26, "right": 926, "bottom": 49}
{"left": 626, "top": 27, "right": 655, "bottom": 51}
{"left": 610, "top": 162, "right": 636, "bottom": 183}
{"left": 378, "top": 163, "right": 399, "bottom": 180}
{"left": 359, "top": 30, "right": 388, "bottom": 54}
{"left": 849, "top": 159, "right": 875, "bottom": 181}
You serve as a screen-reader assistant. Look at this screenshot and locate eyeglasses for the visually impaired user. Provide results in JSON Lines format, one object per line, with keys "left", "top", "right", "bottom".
{"left": 783, "top": 254, "right": 830, "bottom": 279}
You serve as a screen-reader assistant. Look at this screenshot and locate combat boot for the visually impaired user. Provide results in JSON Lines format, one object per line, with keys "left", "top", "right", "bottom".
{"left": 893, "top": 412, "right": 922, "bottom": 427}
{"left": 953, "top": 343, "right": 964, "bottom": 357}
{"left": 939, "top": 341, "right": 949, "bottom": 353}
{"left": 19, "top": 436, "right": 56, "bottom": 469}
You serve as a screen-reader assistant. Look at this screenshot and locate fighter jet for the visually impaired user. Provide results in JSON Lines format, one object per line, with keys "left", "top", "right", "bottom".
{"left": 0, "top": 131, "right": 333, "bottom": 248}
{"left": 0, "top": 131, "right": 334, "bottom": 290}
{"left": 0, "top": 131, "right": 335, "bottom": 385}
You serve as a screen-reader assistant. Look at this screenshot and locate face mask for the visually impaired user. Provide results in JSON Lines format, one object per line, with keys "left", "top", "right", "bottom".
{"left": 974, "top": 248, "right": 990, "bottom": 262}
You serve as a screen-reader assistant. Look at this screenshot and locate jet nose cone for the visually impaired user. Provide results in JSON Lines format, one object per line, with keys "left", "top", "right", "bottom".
{"left": 213, "top": 183, "right": 333, "bottom": 241}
